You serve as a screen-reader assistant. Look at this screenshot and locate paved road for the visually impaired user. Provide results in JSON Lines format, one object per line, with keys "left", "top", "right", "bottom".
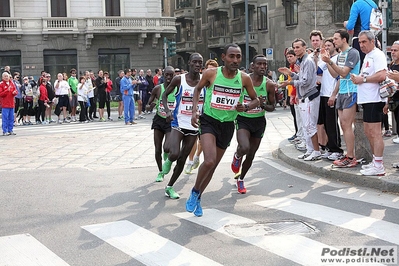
{"left": 1, "top": 109, "right": 398, "bottom": 266}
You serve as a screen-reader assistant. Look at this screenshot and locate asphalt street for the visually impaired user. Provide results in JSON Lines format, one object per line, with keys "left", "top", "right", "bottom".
{"left": 0, "top": 109, "right": 398, "bottom": 266}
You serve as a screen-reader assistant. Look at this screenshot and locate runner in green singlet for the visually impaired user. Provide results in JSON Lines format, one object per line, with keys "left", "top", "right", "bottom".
{"left": 231, "top": 54, "right": 276, "bottom": 194}
{"left": 146, "top": 66, "right": 176, "bottom": 182}
{"left": 185, "top": 44, "right": 259, "bottom": 217}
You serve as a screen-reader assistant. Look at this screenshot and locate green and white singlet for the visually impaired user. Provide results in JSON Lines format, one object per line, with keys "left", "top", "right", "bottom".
{"left": 156, "top": 84, "right": 176, "bottom": 119}
{"left": 203, "top": 66, "right": 244, "bottom": 122}
{"left": 239, "top": 76, "right": 267, "bottom": 118}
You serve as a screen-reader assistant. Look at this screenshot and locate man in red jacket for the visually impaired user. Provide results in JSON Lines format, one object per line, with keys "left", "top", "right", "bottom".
{"left": 0, "top": 72, "right": 18, "bottom": 135}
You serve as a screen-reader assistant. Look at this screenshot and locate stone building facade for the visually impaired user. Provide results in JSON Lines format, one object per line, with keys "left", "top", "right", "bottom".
{"left": 166, "top": 0, "right": 399, "bottom": 71}
{"left": 0, "top": 0, "right": 176, "bottom": 79}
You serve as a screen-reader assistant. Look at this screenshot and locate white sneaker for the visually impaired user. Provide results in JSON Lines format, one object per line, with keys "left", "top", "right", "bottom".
{"left": 361, "top": 162, "right": 374, "bottom": 170}
{"left": 184, "top": 163, "right": 193, "bottom": 174}
{"left": 360, "top": 166, "right": 385, "bottom": 176}
{"left": 327, "top": 152, "right": 343, "bottom": 161}
{"left": 304, "top": 151, "right": 322, "bottom": 161}
{"left": 393, "top": 137, "right": 399, "bottom": 144}
{"left": 298, "top": 152, "right": 311, "bottom": 159}
{"left": 321, "top": 151, "right": 332, "bottom": 159}
{"left": 296, "top": 142, "right": 307, "bottom": 151}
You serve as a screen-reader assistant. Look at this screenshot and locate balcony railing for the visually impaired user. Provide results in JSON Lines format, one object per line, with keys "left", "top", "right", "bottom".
{"left": 176, "top": 40, "right": 196, "bottom": 52}
{"left": 231, "top": 17, "right": 257, "bottom": 33}
{"left": 0, "top": 19, "right": 20, "bottom": 31}
{"left": 43, "top": 18, "right": 78, "bottom": 32}
{"left": 0, "top": 17, "right": 176, "bottom": 35}
{"left": 208, "top": 36, "right": 230, "bottom": 48}
{"left": 206, "top": 0, "right": 229, "bottom": 12}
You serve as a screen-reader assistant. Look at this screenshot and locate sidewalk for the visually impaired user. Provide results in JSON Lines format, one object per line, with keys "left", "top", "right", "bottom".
{"left": 277, "top": 137, "right": 399, "bottom": 194}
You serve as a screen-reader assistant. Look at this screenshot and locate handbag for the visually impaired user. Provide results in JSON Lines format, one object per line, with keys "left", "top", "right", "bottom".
{"left": 379, "top": 78, "right": 397, "bottom": 98}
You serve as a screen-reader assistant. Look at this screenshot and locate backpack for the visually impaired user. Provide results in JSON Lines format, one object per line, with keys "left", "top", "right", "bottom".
{"left": 365, "top": 0, "right": 383, "bottom": 36}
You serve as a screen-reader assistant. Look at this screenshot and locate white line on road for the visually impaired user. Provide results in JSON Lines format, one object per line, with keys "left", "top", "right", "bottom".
{"left": 258, "top": 158, "right": 347, "bottom": 189}
{"left": 0, "top": 233, "right": 70, "bottom": 266}
{"left": 174, "top": 209, "right": 340, "bottom": 266}
{"left": 255, "top": 198, "right": 399, "bottom": 245}
{"left": 323, "top": 188, "right": 399, "bottom": 210}
{"left": 82, "top": 220, "right": 223, "bottom": 266}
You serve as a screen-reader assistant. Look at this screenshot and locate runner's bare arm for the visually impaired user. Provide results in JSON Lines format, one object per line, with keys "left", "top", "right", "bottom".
{"left": 191, "top": 69, "right": 216, "bottom": 127}
{"left": 237, "top": 73, "right": 259, "bottom": 112}
{"left": 146, "top": 84, "right": 161, "bottom": 111}
{"left": 163, "top": 75, "right": 181, "bottom": 116}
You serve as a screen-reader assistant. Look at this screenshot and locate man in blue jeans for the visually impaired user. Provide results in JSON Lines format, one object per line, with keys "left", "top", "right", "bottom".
{"left": 120, "top": 69, "right": 138, "bottom": 125}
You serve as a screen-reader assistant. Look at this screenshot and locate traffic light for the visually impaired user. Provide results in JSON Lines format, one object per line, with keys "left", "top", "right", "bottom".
{"left": 387, "top": 0, "right": 392, "bottom": 27}
{"left": 168, "top": 41, "right": 176, "bottom": 57}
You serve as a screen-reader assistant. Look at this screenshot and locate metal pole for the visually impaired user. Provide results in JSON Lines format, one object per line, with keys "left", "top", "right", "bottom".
{"left": 314, "top": 0, "right": 316, "bottom": 29}
{"left": 381, "top": 0, "right": 388, "bottom": 56}
{"left": 245, "top": 0, "right": 249, "bottom": 72}
{"left": 164, "top": 37, "right": 168, "bottom": 68}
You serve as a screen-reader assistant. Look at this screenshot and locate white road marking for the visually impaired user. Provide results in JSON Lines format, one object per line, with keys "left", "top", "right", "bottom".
{"left": 323, "top": 187, "right": 399, "bottom": 210}
{"left": 82, "top": 220, "right": 222, "bottom": 266}
{"left": 175, "top": 209, "right": 342, "bottom": 266}
{"left": 255, "top": 198, "right": 399, "bottom": 245}
{"left": 0, "top": 233, "right": 70, "bottom": 266}
{"left": 259, "top": 158, "right": 347, "bottom": 189}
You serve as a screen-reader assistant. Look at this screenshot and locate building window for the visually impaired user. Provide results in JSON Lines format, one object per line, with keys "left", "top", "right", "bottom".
{"left": 196, "top": 18, "right": 202, "bottom": 41}
{"left": 257, "top": 6, "right": 267, "bottom": 30}
{"left": 98, "top": 48, "right": 129, "bottom": 80}
{"left": 176, "top": 0, "right": 192, "bottom": 8}
{"left": 284, "top": 0, "right": 298, "bottom": 26}
{"left": 105, "top": 0, "right": 120, "bottom": 16}
{"left": 0, "top": 0, "right": 10, "bottom": 17}
{"left": 0, "top": 50, "right": 21, "bottom": 74}
{"left": 51, "top": 0, "right": 67, "bottom": 17}
{"left": 196, "top": 0, "right": 200, "bottom": 7}
{"left": 332, "top": 0, "right": 351, "bottom": 23}
{"left": 44, "top": 49, "right": 77, "bottom": 79}
{"left": 176, "top": 24, "right": 182, "bottom": 42}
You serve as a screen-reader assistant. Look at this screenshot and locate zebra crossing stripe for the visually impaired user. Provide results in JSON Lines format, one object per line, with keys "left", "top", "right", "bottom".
{"left": 0, "top": 233, "right": 70, "bottom": 266}
{"left": 255, "top": 198, "right": 399, "bottom": 245}
{"left": 174, "top": 209, "right": 338, "bottom": 266}
{"left": 82, "top": 220, "right": 223, "bottom": 266}
{"left": 259, "top": 158, "right": 347, "bottom": 189}
{"left": 323, "top": 188, "right": 399, "bottom": 210}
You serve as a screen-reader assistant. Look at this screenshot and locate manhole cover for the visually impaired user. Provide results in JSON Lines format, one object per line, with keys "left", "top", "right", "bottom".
{"left": 224, "top": 220, "right": 317, "bottom": 238}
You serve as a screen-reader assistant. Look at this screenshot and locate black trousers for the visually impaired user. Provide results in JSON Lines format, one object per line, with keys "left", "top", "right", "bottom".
{"left": 319, "top": 96, "right": 342, "bottom": 153}
{"left": 287, "top": 97, "right": 298, "bottom": 134}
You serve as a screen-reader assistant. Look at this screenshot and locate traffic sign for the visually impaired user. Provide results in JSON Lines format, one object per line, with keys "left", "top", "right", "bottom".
{"left": 266, "top": 48, "right": 273, "bottom": 60}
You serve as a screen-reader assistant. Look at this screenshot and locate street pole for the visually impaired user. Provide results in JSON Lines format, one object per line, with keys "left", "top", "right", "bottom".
{"left": 164, "top": 37, "right": 168, "bottom": 68}
{"left": 245, "top": 0, "right": 249, "bottom": 72}
{"left": 379, "top": 0, "right": 396, "bottom": 134}
{"left": 381, "top": 0, "right": 388, "bottom": 56}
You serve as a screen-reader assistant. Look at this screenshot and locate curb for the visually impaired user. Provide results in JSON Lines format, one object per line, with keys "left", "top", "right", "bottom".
{"left": 276, "top": 140, "right": 399, "bottom": 194}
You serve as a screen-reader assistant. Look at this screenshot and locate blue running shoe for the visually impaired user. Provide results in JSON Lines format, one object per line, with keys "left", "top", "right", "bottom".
{"left": 186, "top": 189, "right": 200, "bottom": 213}
{"left": 194, "top": 199, "right": 203, "bottom": 217}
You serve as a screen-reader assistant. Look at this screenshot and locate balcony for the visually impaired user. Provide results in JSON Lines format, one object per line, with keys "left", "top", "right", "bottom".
{"left": 206, "top": 0, "right": 229, "bottom": 12}
{"left": 176, "top": 40, "right": 196, "bottom": 52}
{"left": 232, "top": 32, "right": 258, "bottom": 45}
{"left": 0, "top": 17, "right": 176, "bottom": 36}
{"left": 86, "top": 17, "right": 176, "bottom": 33}
{"left": 208, "top": 36, "right": 230, "bottom": 48}
{"left": 230, "top": 0, "right": 256, "bottom": 6}
{"left": 174, "top": 0, "right": 195, "bottom": 20}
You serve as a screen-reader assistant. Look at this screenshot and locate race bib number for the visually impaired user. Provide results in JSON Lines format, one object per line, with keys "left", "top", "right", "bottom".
{"left": 243, "top": 95, "right": 264, "bottom": 114}
{"left": 180, "top": 93, "right": 204, "bottom": 116}
{"left": 211, "top": 85, "right": 242, "bottom": 110}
